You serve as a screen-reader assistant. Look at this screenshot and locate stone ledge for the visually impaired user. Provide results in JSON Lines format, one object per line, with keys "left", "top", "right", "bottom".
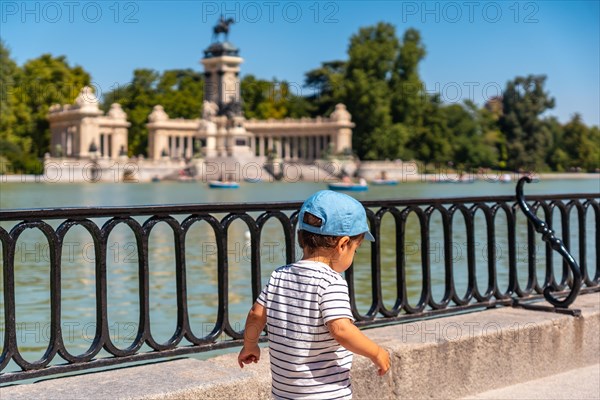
{"left": 1, "top": 293, "right": 598, "bottom": 400}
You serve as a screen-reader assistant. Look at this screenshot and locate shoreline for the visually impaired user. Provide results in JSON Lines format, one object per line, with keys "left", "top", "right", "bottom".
{"left": 0, "top": 172, "right": 598, "bottom": 184}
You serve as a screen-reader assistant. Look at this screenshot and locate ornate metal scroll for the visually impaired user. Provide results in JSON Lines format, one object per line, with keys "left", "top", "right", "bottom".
{"left": 516, "top": 176, "right": 582, "bottom": 307}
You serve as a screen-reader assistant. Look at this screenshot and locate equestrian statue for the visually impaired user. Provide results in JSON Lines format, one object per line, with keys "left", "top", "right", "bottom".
{"left": 212, "top": 15, "right": 235, "bottom": 42}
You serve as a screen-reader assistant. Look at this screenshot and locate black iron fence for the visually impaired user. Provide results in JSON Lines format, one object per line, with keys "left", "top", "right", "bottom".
{"left": 1, "top": 179, "right": 598, "bottom": 383}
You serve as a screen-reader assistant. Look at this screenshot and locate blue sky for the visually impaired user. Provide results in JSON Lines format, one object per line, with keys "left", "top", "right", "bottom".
{"left": 2, "top": 1, "right": 599, "bottom": 126}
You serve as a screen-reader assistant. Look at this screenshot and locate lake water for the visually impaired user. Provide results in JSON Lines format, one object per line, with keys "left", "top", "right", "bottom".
{"left": 1, "top": 177, "right": 599, "bottom": 208}
{"left": 1, "top": 177, "right": 598, "bottom": 370}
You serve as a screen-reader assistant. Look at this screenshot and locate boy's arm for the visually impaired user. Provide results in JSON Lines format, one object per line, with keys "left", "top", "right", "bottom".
{"left": 327, "top": 318, "right": 390, "bottom": 376}
{"left": 237, "top": 302, "right": 267, "bottom": 368}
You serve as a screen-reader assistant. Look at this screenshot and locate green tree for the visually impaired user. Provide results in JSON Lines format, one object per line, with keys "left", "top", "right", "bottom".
{"left": 585, "top": 126, "right": 600, "bottom": 172}
{"left": 561, "top": 114, "right": 600, "bottom": 172}
{"left": 365, "top": 123, "right": 413, "bottom": 161}
{"left": 410, "top": 95, "right": 452, "bottom": 165}
{"left": 103, "top": 68, "right": 204, "bottom": 156}
{"left": 104, "top": 69, "right": 159, "bottom": 156}
{"left": 20, "top": 54, "right": 91, "bottom": 158}
{"left": 0, "top": 46, "right": 90, "bottom": 172}
{"left": 499, "top": 75, "right": 555, "bottom": 171}
{"left": 343, "top": 22, "right": 400, "bottom": 159}
{"left": 0, "top": 41, "right": 36, "bottom": 172}
{"left": 478, "top": 106, "right": 505, "bottom": 168}
{"left": 445, "top": 101, "right": 500, "bottom": 168}
{"left": 391, "top": 28, "right": 427, "bottom": 128}
{"left": 304, "top": 60, "right": 345, "bottom": 117}
{"left": 545, "top": 116, "right": 566, "bottom": 171}
{"left": 241, "top": 75, "right": 264, "bottom": 118}
{"left": 241, "top": 75, "right": 276, "bottom": 119}
{"left": 256, "top": 79, "right": 289, "bottom": 119}
{"left": 285, "top": 92, "right": 314, "bottom": 118}
{"left": 156, "top": 69, "right": 204, "bottom": 119}
{"left": 241, "top": 75, "right": 312, "bottom": 119}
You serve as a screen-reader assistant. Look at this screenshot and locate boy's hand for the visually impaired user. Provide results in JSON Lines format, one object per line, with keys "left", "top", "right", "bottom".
{"left": 238, "top": 344, "right": 261, "bottom": 368}
{"left": 371, "top": 346, "right": 390, "bottom": 376}
{"left": 327, "top": 318, "right": 391, "bottom": 376}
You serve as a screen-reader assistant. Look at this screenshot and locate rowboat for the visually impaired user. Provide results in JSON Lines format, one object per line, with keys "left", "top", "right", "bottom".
{"left": 244, "top": 177, "right": 262, "bottom": 183}
{"left": 208, "top": 181, "right": 240, "bottom": 189}
{"left": 371, "top": 179, "right": 398, "bottom": 185}
{"left": 328, "top": 182, "right": 368, "bottom": 192}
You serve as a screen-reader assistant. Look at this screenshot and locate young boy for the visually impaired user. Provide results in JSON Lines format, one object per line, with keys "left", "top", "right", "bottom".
{"left": 238, "top": 190, "right": 390, "bottom": 399}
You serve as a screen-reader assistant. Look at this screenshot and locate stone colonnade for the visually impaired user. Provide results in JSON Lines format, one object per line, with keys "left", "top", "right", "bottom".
{"left": 145, "top": 104, "right": 354, "bottom": 162}
{"left": 47, "top": 87, "right": 130, "bottom": 159}
{"left": 47, "top": 88, "right": 355, "bottom": 164}
{"left": 146, "top": 105, "right": 210, "bottom": 160}
{"left": 250, "top": 133, "right": 332, "bottom": 160}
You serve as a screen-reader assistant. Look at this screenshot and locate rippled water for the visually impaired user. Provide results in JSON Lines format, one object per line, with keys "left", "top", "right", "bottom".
{"left": 1, "top": 178, "right": 598, "bottom": 368}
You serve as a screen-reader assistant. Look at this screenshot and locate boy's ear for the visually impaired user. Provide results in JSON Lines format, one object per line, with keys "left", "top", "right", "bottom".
{"left": 337, "top": 236, "right": 351, "bottom": 250}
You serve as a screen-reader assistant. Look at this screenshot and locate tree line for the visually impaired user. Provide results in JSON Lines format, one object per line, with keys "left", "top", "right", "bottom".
{"left": 1, "top": 22, "right": 598, "bottom": 174}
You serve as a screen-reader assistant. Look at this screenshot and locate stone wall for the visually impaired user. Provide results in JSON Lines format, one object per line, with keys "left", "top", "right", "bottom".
{"left": 2, "top": 293, "right": 598, "bottom": 399}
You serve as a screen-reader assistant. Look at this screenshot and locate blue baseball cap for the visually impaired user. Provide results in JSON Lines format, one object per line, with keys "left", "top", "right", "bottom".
{"left": 298, "top": 190, "right": 375, "bottom": 241}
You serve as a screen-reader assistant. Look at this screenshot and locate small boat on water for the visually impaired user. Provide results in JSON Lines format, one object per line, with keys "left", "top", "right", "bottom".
{"left": 244, "top": 177, "right": 262, "bottom": 183}
{"left": 328, "top": 182, "right": 368, "bottom": 192}
{"left": 371, "top": 179, "right": 398, "bottom": 186}
{"left": 208, "top": 181, "right": 240, "bottom": 189}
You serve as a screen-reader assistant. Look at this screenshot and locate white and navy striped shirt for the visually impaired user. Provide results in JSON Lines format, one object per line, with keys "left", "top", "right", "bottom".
{"left": 256, "top": 260, "right": 355, "bottom": 400}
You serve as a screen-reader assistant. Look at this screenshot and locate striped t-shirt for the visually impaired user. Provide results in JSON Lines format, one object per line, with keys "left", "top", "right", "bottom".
{"left": 256, "top": 260, "right": 355, "bottom": 399}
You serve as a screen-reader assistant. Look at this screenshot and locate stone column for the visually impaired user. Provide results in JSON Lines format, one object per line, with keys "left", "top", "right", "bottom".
{"left": 117, "top": 128, "right": 128, "bottom": 158}
{"left": 205, "top": 133, "right": 216, "bottom": 158}
{"left": 217, "top": 124, "right": 227, "bottom": 157}
{"left": 110, "top": 131, "right": 118, "bottom": 158}
{"left": 79, "top": 118, "right": 98, "bottom": 158}
{"left": 335, "top": 127, "right": 352, "bottom": 153}
{"left": 150, "top": 129, "right": 158, "bottom": 160}
{"left": 102, "top": 132, "right": 110, "bottom": 158}
{"left": 226, "top": 127, "right": 233, "bottom": 157}
{"left": 292, "top": 137, "right": 298, "bottom": 159}
{"left": 99, "top": 133, "right": 103, "bottom": 157}
{"left": 249, "top": 135, "right": 255, "bottom": 155}
{"left": 317, "top": 136, "right": 322, "bottom": 159}
{"left": 316, "top": 136, "right": 322, "bottom": 159}
{"left": 66, "top": 131, "right": 73, "bottom": 156}
{"left": 284, "top": 137, "right": 291, "bottom": 160}
{"left": 258, "top": 136, "right": 265, "bottom": 157}
{"left": 185, "top": 136, "right": 192, "bottom": 159}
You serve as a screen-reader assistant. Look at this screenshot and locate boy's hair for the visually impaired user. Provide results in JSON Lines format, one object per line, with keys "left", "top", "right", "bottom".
{"left": 298, "top": 212, "right": 365, "bottom": 250}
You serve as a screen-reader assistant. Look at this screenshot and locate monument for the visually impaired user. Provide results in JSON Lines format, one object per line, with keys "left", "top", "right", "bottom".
{"left": 47, "top": 18, "right": 356, "bottom": 182}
